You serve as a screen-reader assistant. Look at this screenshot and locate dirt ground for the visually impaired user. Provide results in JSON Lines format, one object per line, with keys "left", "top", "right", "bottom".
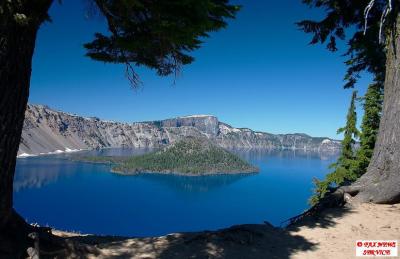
{"left": 47, "top": 203, "right": 400, "bottom": 259}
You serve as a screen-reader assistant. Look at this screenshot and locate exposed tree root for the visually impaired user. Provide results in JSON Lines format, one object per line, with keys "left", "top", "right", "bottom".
{"left": 282, "top": 187, "right": 348, "bottom": 227}
{"left": 282, "top": 184, "right": 363, "bottom": 227}
{"left": 284, "top": 177, "right": 400, "bottom": 228}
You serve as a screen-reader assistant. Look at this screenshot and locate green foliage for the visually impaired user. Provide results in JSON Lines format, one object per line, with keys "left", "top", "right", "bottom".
{"left": 354, "top": 81, "right": 383, "bottom": 177}
{"left": 297, "top": 0, "right": 386, "bottom": 88}
{"left": 299, "top": 1, "right": 388, "bottom": 205}
{"left": 310, "top": 91, "right": 359, "bottom": 205}
{"left": 309, "top": 178, "right": 330, "bottom": 206}
{"left": 84, "top": 0, "right": 239, "bottom": 86}
{"left": 336, "top": 91, "right": 359, "bottom": 163}
{"left": 78, "top": 138, "right": 258, "bottom": 175}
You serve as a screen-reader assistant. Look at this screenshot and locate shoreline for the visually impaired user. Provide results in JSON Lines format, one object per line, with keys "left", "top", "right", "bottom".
{"left": 18, "top": 149, "right": 260, "bottom": 176}
{"left": 68, "top": 158, "right": 259, "bottom": 176}
{"left": 110, "top": 167, "right": 260, "bottom": 177}
{"left": 17, "top": 148, "right": 87, "bottom": 158}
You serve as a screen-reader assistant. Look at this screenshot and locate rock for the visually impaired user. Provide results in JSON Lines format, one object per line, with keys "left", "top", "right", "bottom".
{"left": 18, "top": 104, "right": 341, "bottom": 156}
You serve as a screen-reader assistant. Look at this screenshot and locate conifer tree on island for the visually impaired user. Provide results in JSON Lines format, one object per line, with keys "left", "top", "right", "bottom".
{"left": 0, "top": 0, "right": 239, "bottom": 243}
{"left": 310, "top": 91, "right": 359, "bottom": 205}
{"left": 299, "top": 0, "right": 400, "bottom": 204}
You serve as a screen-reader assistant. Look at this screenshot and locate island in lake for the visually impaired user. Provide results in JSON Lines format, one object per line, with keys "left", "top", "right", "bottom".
{"left": 75, "top": 137, "right": 259, "bottom": 176}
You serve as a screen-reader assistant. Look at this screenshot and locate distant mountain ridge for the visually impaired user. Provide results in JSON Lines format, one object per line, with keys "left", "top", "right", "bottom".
{"left": 18, "top": 104, "right": 341, "bottom": 156}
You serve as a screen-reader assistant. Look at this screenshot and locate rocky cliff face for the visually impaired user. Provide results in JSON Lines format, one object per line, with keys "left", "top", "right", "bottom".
{"left": 18, "top": 104, "right": 341, "bottom": 156}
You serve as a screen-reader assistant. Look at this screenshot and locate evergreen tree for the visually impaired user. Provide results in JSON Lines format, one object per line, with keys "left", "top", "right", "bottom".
{"left": 310, "top": 91, "right": 359, "bottom": 205}
{"left": 355, "top": 82, "right": 384, "bottom": 177}
{"left": 299, "top": 0, "right": 400, "bottom": 204}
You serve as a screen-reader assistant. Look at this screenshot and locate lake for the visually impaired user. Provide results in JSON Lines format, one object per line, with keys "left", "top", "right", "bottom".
{"left": 14, "top": 148, "right": 337, "bottom": 237}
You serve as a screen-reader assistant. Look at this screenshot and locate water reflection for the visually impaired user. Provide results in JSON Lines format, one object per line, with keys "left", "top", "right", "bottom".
{"left": 131, "top": 173, "right": 254, "bottom": 192}
{"left": 14, "top": 158, "right": 76, "bottom": 191}
{"left": 229, "top": 148, "right": 339, "bottom": 161}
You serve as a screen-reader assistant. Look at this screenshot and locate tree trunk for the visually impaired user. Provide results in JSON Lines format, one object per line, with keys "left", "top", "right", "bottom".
{"left": 0, "top": 2, "right": 54, "bottom": 257}
{"left": 0, "top": 1, "right": 53, "bottom": 227}
{"left": 350, "top": 12, "right": 400, "bottom": 204}
{"left": 0, "top": 14, "right": 36, "bottom": 229}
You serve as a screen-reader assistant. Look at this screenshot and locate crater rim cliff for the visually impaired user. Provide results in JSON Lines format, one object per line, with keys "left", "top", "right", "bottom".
{"left": 18, "top": 104, "right": 341, "bottom": 156}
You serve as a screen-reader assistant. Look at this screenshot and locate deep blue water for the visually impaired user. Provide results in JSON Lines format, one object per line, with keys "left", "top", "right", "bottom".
{"left": 14, "top": 149, "right": 337, "bottom": 237}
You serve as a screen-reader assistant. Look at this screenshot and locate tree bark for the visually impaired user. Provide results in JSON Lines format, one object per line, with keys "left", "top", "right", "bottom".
{"left": 350, "top": 12, "right": 400, "bottom": 204}
{"left": 0, "top": 1, "right": 53, "bottom": 228}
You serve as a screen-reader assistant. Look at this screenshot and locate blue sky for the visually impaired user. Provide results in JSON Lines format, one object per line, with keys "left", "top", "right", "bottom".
{"left": 29, "top": 0, "right": 372, "bottom": 139}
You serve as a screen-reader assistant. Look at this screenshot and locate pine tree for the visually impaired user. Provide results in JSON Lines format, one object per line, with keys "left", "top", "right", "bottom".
{"left": 355, "top": 82, "right": 383, "bottom": 177}
{"left": 310, "top": 91, "right": 359, "bottom": 205}
{"left": 299, "top": 0, "right": 400, "bottom": 204}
